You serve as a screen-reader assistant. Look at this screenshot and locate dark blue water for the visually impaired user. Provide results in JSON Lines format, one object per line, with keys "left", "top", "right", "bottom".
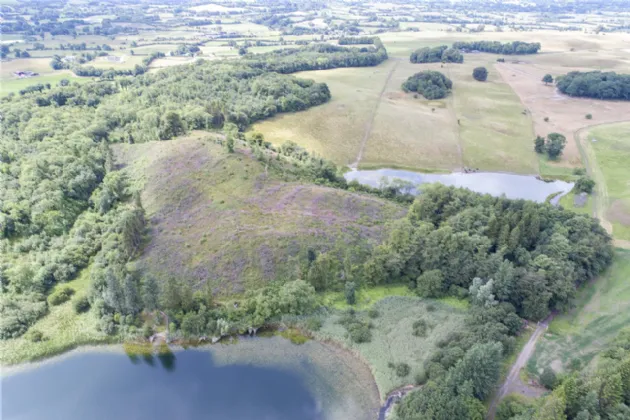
{"left": 2, "top": 349, "right": 322, "bottom": 420}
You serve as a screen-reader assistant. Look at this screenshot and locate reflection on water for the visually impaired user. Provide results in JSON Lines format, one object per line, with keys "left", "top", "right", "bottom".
{"left": 2, "top": 348, "right": 322, "bottom": 420}
{"left": 345, "top": 169, "right": 574, "bottom": 203}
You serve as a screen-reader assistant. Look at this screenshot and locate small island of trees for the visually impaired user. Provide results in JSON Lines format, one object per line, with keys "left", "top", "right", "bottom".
{"left": 556, "top": 71, "right": 630, "bottom": 100}
{"left": 402, "top": 70, "right": 453, "bottom": 100}
{"left": 473, "top": 67, "right": 488, "bottom": 82}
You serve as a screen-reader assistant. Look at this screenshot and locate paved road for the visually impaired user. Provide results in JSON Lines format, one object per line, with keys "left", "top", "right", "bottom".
{"left": 486, "top": 316, "right": 552, "bottom": 419}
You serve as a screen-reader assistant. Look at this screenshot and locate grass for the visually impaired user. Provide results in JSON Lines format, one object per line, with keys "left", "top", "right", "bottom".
{"left": 115, "top": 132, "right": 405, "bottom": 295}
{"left": 1, "top": 73, "right": 89, "bottom": 96}
{"left": 531, "top": 249, "right": 630, "bottom": 373}
{"left": 255, "top": 54, "right": 538, "bottom": 174}
{"left": 585, "top": 123, "right": 630, "bottom": 240}
{"left": 316, "top": 295, "right": 467, "bottom": 398}
{"left": 558, "top": 191, "right": 594, "bottom": 216}
{"left": 0, "top": 268, "right": 113, "bottom": 365}
{"left": 322, "top": 284, "right": 413, "bottom": 310}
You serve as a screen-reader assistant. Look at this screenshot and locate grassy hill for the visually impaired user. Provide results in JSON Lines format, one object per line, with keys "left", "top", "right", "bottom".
{"left": 115, "top": 132, "right": 405, "bottom": 296}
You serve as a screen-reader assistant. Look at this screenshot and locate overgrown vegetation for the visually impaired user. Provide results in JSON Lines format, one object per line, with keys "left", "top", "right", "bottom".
{"left": 402, "top": 70, "right": 453, "bottom": 100}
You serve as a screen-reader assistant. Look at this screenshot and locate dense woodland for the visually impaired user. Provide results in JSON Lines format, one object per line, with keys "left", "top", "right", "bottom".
{"left": 410, "top": 45, "right": 463, "bottom": 63}
{"left": 556, "top": 71, "right": 630, "bottom": 100}
{"left": 243, "top": 40, "right": 388, "bottom": 73}
{"left": 402, "top": 71, "right": 453, "bottom": 99}
{"left": 452, "top": 41, "right": 541, "bottom": 54}
{"left": 0, "top": 61, "right": 332, "bottom": 339}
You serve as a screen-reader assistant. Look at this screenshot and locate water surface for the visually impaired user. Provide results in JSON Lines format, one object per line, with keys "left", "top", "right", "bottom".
{"left": 345, "top": 169, "right": 573, "bottom": 203}
{"left": 1, "top": 337, "right": 379, "bottom": 420}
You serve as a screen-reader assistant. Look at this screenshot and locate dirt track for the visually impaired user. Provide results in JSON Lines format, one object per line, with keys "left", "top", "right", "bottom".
{"left": 350, "top": 59, "right": 400, "bottom": 169}
{"left": 486, "top": 317, "right": 551, "bottom": 419}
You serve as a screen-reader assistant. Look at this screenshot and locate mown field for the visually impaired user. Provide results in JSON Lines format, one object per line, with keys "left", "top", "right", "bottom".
{"left": 528, "top": 249, "right": 630, "bottom": 375}
{"left": 115, "top": 133, "right": 405, "bottom": 295}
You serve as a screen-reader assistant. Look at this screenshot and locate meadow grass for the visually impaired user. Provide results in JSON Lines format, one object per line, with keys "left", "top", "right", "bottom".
{"left": 1, "top": 73, "right": 89, "bottom": 95}
{"left": 321, "top": 284, "right": 413, "bottom": 310}
{"left": 316, "top": 296, "right": 467, "bottom": 398}
{"left": 558, "top": 191, "right": 594, "bottom": 216}
{"left": 530, "top": 249, "right": 630, "bottom": 373}
{"left": 0, "top": 268, "right": 113, "bottom": 365}
{"left": 586, "top": 123, "right": 630, "bottom": 240}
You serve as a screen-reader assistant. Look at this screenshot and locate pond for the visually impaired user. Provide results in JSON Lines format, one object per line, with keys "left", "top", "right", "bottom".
{"left": 1, "top": 337, "right": 380, "bottom": 420}
{"left": 345, "top": 169, "right": 574, "bottom": 204}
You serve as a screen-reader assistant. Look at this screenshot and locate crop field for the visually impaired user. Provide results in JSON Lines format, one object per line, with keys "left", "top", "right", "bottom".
{"left": 316, "top": 296, "right": 467, "bottom": 398}
{"left": 114, "top": 133, "right": 405, "bottom": 295}
{"left": 529, "top": 249, "right": 630, "bottom": 375}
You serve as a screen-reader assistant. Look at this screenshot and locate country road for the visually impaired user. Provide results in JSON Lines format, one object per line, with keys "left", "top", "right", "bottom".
{"left": 486, "top": 316, "right": 552, "bottom": 419}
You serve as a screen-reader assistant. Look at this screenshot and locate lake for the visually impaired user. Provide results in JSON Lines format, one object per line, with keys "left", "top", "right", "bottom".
{"left": 345, "top": 169, "right": 574, "bottom": 204}
{"left": 1, "top": 337, "right": 380, "bottom": 420}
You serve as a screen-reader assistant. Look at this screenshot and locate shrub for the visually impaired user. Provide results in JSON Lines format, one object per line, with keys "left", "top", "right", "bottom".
{"left": 540, "top": 366, "right": 557, "bottom": 389}
{"left": 585, "top": 113, "right": 593, "bottom": 119}
{"left": 426, "top": 303, "right": 436, "bottom": 312}
{"left": 395, "top": 362, "right": 411, "bottom": 377}
{"left": 544, "top": 117, "right": 549, "bottom": 122}
{"left": 414, "top": 369, "right": 428, "bottom": 385}
{"left": 25, "top": 329, "right": 44, "bottom": 342}
{"left": 574, "top": 176, "right": 596, "bottom": 194}
{"left": 368, "top": 308, "right": 380, "bottom": 318}
{"left": 472, "top": 67, "right": 488, "bottom": 82}
{"left": 345, "top": 281, "right": 356, "bottom": 305}
{"left": 348, "top": 323, "right": 372, "bottom": 343}
{"left": 304, "top": 317, "right": 323, "bottom": 331}
{"left": 413, "top": 318, "right": 429, "bottom": 337}
{"left": 573, "top": 167, "right": 586, "bottom": 176}
{"left": 48, "top": 285, "right": 75, "bottom": 306}
{"left": 73, "top": 295, "right": 91, "bottom": 313}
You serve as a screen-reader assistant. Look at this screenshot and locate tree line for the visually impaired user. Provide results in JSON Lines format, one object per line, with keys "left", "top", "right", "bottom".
{"left": 556, "top": 71, "right": 630, "bottom": 100}
{"left": 410, "top": 45, "right": 463, "bottom": 63}
{"left": 452, "top": 41, "right": 541, "bottom": 54}
{"left": 242, "top": 40, "right": 388, "bottom": 74}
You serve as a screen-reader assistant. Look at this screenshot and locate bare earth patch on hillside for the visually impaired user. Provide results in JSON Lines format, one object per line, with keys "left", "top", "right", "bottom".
{"left": 114, "top": 135, "right": 405, "bottom": 295}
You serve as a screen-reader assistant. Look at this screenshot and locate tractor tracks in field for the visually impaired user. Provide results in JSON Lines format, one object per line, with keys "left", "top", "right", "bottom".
{"left": 350, "top": 59, "right": 400, "bottom": 170}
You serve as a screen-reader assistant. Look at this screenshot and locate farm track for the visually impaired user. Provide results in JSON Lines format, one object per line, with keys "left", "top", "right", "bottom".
{"left": 350, "top": 59, "right": 400, "bottom": 169}
{"left": 486, "top": 317, "right": 552, "bottom": 420}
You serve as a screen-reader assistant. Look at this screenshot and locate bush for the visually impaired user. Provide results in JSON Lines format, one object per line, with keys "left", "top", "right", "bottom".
{"left": 395, "top": 362, "right": 411, "bottom": 377}
{"left": 48, "top": 285, "right": 75, "bottom": 306}
{"left": 25, "top": 329, "right": 44, "bottom": 342}
{"left": 348, "top": 323, "right": 372, "bottom": 343}
{"left": 472, "top": 67, "right": 488, "bottom": 82}
{"left": 345, "top": 281, "right": 356, "bottom": 305}
{"left": 304, "top": 317, "right": 323, "bottom": 331}
{"left": 368, "top": 308, "right": 380, "bottom": 318}
{"left": 574, "top": 176, "right": 596, "bottom": 194}
{"left": 414, "top": 369, "right": 428, "bottom": 385}
{"left": 544, "top": 117, "right": 550, "bottom": 122}
{"left": 73, "top": 295, "right": 91, "bottom": 313}
{"left": 585, "top": 113, "right": 593, "bottom": 119}
{"left": 413, "top": 318, "right": 429, "bottom": 337}
{"left": 540, "top": 366, "right": 557, "bottom": 389}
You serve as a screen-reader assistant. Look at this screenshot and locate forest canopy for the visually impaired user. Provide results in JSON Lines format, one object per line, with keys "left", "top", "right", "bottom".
{"left": 452, "top": 40, "right": 541, "bottom": 54}
{"left": 402, "top": 70, "right": 453, "bottom": 100}
{"left": 556, "top": 71, "right": 630, "bottom": 100}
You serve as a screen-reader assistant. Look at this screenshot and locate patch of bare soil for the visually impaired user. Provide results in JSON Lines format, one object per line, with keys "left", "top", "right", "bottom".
{"left": 607, "top": 200, "right": 630, "bottom": 226}
{"left": 495, "top": 61, "right": 630, "bottom": 167}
